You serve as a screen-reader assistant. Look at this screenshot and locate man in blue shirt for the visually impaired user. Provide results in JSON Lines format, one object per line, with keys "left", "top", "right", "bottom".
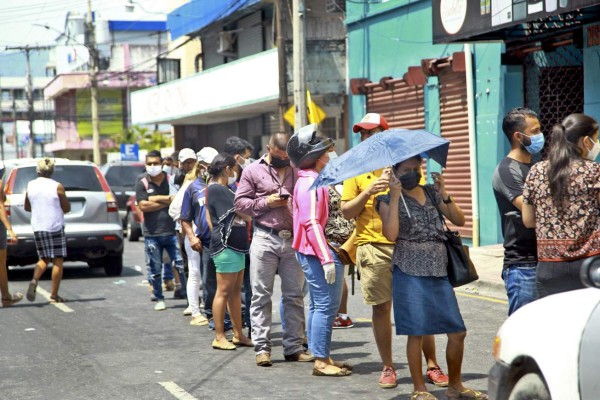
{"left": 180, "top": 147, "right": 219, "bottom": 326}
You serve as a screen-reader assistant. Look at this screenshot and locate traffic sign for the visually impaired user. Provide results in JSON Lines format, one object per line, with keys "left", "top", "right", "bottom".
{"left": 120, "top": 144, "right": 139, "bottom": 161}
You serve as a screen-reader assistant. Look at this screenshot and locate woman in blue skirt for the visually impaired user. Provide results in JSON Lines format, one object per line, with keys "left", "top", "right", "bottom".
{"left": 377, "top": 156, "right": 487, "bottom": 400}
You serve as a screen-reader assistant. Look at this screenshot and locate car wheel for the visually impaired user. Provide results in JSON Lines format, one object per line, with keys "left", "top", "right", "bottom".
{"left": 103, "top": 254, "right": 123, "bottom": 277}
{"left": 127, "top": 213, "right": 141, "bottom": 242}
{"left": 508, "top": 373, "right": 551, "bottom": 400}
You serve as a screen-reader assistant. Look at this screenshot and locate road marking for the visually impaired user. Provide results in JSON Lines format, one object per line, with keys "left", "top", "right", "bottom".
{"left": 354, "top": 317, "right": 372, "bottom": 323}
{"left": 158, "top": 382, "right": 197, "bottom": 400}
{"left": 456, "top": 291, "right": 508, "bottom": 305}
{"left": 36, "top": 287, "right": 74, "bottom": 313}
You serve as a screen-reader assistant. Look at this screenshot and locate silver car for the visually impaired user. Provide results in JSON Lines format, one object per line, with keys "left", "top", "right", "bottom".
{"left": 3, "top": 159, "right": 124, "bottom": 276}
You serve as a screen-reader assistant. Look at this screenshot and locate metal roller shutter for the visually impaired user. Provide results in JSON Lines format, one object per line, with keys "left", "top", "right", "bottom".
{"left": 438, "top": 67, "right": 472, "bottom": 238}
{"left": 365, "top": 78, "right": 425, "bottom": 130}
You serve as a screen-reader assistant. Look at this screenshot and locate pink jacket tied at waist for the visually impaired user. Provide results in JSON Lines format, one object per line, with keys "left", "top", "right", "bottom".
{"left": 292, "top": 169, "right": 334, "bottom": 266}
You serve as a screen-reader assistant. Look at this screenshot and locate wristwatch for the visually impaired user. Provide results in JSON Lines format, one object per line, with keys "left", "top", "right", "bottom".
{"left": 443, "top": 195, "right": 453, "bottom": 204}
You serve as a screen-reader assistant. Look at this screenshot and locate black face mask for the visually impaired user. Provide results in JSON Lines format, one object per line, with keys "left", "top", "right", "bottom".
{"left": 271, "top": 155, "right": 290, "bottom": 169}
{"left": 398, "top": 170, "right": 421, "bottom": 190}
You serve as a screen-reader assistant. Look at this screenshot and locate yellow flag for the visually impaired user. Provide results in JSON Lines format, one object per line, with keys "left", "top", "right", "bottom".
{"left": 284, "top": 91, "right": 327, "bottom": 128}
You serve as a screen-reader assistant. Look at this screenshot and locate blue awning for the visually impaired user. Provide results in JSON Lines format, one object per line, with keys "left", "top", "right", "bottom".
{"left": 167, "top": 0, "right": 259, "bottom": 41}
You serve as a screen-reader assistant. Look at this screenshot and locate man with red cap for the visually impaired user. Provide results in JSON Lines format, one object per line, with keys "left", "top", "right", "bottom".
{"left": 341, "top": 113, "right": 449, "bottom": 389}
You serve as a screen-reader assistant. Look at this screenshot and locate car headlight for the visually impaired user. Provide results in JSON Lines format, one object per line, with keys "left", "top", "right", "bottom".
{"left": 493, "top": 335, "right": 501, "bottom": 361}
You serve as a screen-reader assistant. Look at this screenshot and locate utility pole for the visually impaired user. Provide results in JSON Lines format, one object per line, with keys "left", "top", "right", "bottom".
{"left": 5, "top": 45, "right": 51, "bottom": 158}
{"left": 87, "top": 0, "right": 101, "bottom": 165}
{"left": 0, "top": 75, "right": 4, "bottom": 160}
{"left": 275, "top": 0, "right": 289, "bottom": 133}
{"left": 292, "top": 0, "right": 307, "bottom": 128}
{"left": 12, "top": 97, "right": 19, "bottom": 159}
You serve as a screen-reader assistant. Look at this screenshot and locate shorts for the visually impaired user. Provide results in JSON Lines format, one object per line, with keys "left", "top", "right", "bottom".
{"left": 212, "top": 247, "right": 245, "bottom": 274}
{"left": 34, "top": 228, "right": 67, "bottom": 259}
{"left": 356, "top": 243, "right": 394, "bottom": 305}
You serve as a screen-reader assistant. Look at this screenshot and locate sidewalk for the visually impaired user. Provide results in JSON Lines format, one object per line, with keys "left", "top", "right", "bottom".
{"left": 459, "top": 244, "right": 507, "bottom": 301}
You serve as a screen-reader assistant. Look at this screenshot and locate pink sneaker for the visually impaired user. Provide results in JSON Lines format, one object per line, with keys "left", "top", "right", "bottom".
{"left": 426, "top": 366, "right": 449, "bottom": 387}
{"left": 333, "top": 315, "right": 354, "bottom": 329}
{"left": 379, "top": 366, "right": 397, "bottom": 388}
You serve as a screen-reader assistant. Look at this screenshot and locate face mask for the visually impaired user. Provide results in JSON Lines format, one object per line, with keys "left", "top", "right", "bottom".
{"left": 520, "top": 132, "right": 545, "bottom": 154}
{"left": 146, "top": 165, "right": 162, "bottom": 177}
{"left": 585, "top": 138, "right": 600, "bottom": 161}
{"left": 227, "top": 170, "right": 238, "bottom": 185}
{"left": 271, "top": 155, "right": 290, "bottom": 169}
{"left": 238, "top": 157, "right": 251, "bottom": 169}
{"left": 162, "top": 165, "right": 173, "bottom": 174}
{"left": 398, "top": 170, "right": 421, "bottom": 190}
{"left": 328, "top": 151, "right": 338, "bottom": 159}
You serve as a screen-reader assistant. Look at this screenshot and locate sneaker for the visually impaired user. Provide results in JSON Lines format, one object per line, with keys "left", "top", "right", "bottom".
{"left": 190, "top": 315, "right": 209, "bottom": 326}
{"left": 163, "top": 280, "right": 175, "bottom": 291}
{"left": 284, "top": 351, "right": 315, "bottom": 362}
{"left": 256, "top": 353, "right": 272, "bottom": 367}
{"left": 154, "top": 300, "right": 166, "bottom": 311}
{"left": 426, "top": 366, "right": 449, "bottom": 387}
{"left": 333, "top": 315, "right": 354, "bottom": 329}
{"left": 379, "top": 366, "right": 397, "bottom": 388}
{"left": 183, "top": 306, "right": 192, "bottom": 316}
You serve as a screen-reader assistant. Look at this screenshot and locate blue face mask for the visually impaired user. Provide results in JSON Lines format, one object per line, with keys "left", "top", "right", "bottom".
{"left": 520, "top": 132, "right": 545, "bottom": 154}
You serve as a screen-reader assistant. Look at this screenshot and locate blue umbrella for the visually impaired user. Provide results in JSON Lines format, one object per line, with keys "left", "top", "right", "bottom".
{"left": 310, "top": 128, "right": 450, "bottom": 189}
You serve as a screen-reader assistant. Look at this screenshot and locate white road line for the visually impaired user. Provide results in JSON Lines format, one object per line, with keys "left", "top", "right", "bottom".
{"left": 36, "top": 287, "right": 74, "bottom": 313}
{"left": 158, "top": 382, "right": 197, "bottom": 400}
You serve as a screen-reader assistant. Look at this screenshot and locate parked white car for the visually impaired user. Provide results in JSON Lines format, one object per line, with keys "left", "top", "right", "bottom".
{"left": 488, "top": 258, "right": 600, "bottom": 400}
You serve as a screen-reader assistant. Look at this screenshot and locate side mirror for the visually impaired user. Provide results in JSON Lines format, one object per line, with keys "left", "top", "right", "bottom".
{"left": 580, "top": 256, "right": 600, "bottom": 289}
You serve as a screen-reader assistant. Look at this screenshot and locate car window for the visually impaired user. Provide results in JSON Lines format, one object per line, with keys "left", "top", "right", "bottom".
{"left": 12, "top": 166, "right": 103, "bottom": 194}
{"left": 104, "top": 165, "right": 146, "bottom": 187}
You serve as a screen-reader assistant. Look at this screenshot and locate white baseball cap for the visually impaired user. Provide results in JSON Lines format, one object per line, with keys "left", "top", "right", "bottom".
{"left": 197, "top": 147, "right": 219, "bottom": 164}
{"left": 178, "top": 148, "right": 197, "bottom": 162}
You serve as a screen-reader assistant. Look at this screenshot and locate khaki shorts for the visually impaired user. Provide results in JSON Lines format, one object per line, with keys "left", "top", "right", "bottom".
{"left": 356, "top": 243, "right": 394, "bottom": 305}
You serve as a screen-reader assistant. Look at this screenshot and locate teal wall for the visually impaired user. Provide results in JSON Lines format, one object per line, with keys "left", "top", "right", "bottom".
{"left": 346, "top": 0, "right": 507, "bottom": 246}
{"left": 584, "top": 23, "right": 600, "bottom": 118}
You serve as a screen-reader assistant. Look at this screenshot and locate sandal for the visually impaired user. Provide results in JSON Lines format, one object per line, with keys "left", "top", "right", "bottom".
{"left": 49, "top": 295, "right": 68, "bottom": 304}
{"left": 411, "top": 391, "right": 438, "bottom": 400}
{"left": 2, "top": 292, "right": 24, "bottom": 307}
{"left": 312, "top": 366, "right": 351, "bottom": 377}
{"left": 332, "top": 361, "right": 353, "bottom": 371}
{"left": 231, "top": 337, "right": 253, "bottom": 347}
{"left": 446, "top": 387, "right": 488, "bottom": 399}
{"left": 26, "top": 281, "right": 37, "bottom": 302}
{"left": 212, "top": 339, "right": 236, "bottom": 351}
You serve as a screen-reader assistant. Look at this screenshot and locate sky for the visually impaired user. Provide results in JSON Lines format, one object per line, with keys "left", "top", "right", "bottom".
{"left": 0, "top": 0, "right": 171, "bottom": 49}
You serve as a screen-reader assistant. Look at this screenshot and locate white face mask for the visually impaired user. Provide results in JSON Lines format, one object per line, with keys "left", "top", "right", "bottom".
{"left": 227, "top": 170, "right": 238, "bottom": 185}
{"left": 585, "top": 138, "right": 600, "bottom": 161}
{"left": 146, "top": 165, "right": 162, "bottom": 177}
{"left": 327, "top": 151, "right": 338, "bottom": 159}
{"left": 239, "top": 157, "right": 251, "bottom": 169}
{"left": 162, "top": 165, "right": 173, "bottom": 174}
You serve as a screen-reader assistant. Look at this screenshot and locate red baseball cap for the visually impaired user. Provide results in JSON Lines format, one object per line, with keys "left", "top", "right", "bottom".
{"left": 352, "top": 113, "right": 389, "bottom": 133}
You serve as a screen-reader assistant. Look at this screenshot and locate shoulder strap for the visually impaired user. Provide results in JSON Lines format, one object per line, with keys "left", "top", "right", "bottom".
{"left": 423, "top": 185, "right": 449, "bottom": 230}
{"left": 141, "top": 177, "right": 149, "bottom": 190}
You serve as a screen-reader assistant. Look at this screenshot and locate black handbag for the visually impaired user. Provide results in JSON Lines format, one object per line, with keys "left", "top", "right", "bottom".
{"left": 424, "top": 187, "right": 478, "bottom": 287}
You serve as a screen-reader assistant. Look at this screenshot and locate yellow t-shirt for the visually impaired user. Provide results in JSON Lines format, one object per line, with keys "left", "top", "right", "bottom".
{"left": 341, "top": 169, "right": 394, "bottom": 246}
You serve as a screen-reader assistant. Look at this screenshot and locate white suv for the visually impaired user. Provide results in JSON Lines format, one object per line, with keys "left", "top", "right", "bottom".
{"left": 488, "top": 258, "right": 600, "bottom": 399}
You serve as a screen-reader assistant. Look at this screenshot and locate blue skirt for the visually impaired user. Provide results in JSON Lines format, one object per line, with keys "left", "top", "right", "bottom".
{"left": 393, "top": 267, "right": 466, "bottom": 335}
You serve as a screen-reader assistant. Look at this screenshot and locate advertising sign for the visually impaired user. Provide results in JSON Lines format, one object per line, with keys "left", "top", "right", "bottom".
{"left": 76, "top": 90, "right": 124, "bottom": 137}
{"left": 433, "top": 0, "right": 600, "bottom": 43}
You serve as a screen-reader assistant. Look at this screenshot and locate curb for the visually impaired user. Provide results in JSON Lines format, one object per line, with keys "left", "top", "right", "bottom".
{"left": 455, "top": 279, "right": 508, "bottom": 302}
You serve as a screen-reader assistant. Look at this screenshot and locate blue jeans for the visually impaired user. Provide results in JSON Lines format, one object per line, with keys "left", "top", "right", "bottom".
{"left": 242, "top": 254, "right": 252, "bottom": 328}
{"left": 162, "top": 262, "right": 174, "bottom": 281}
{"left": 502, "top": 263, "right": 537, "bottom": 316}
{"left": 295, "top": 252, "right": 343, "bottom": 358}
{"left": 145, "top": 235, "right": 186, "bottom": 301}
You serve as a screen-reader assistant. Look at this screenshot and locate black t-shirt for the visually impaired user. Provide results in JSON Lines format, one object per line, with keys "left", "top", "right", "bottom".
{"left": 492, "top": 157, "right": 537, "bottom": 266}
{"left": 135, "top": 173, "right": 176, "bottom": 236}
{"left": 207, "top": 184, "right": 249, "bottom": 256}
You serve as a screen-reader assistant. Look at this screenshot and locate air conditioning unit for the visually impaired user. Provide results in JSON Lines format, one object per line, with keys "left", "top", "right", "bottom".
{"left": 217, "top": 31, "right": 237, "bottom": 56}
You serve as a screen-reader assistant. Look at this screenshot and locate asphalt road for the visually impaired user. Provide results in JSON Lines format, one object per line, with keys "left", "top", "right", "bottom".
{"left": 0, "top": 240, "right": 508, "bottom": 400}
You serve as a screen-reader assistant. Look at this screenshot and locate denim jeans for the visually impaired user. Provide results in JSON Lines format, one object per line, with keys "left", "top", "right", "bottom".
{"left": 201, "top": 248, "right": 231, "bottom": 327}
{"left": 295, "top": 252, "right": 344, "bottom": 359}
{"left": 145, "top": 235, "right": 186, "bottom": 301}
{"left": 242, "top": 254, "right": 252, "bottom": 328}
{"left": 502, "top": 263, "right": 537, "bottom": 316}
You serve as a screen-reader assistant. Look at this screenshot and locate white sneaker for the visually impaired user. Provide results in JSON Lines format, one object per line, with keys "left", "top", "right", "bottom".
{"left": 183, "top": 306, "right": 192, "bottom": 316}
{"left": 154, "top": 301, "right": 166, "bottom": 311}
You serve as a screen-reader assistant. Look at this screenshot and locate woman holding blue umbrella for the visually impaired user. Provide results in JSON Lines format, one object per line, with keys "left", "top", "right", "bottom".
{"left": 377, "top": 156, "right": 487, "bottom": 400}
{"left": 288, "top": 124, "right": 351, "bottom": 377}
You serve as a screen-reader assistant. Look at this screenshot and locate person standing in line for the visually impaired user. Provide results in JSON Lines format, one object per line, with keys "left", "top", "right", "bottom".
{"left": 0, "top": 164, "right": 22, "bottom": 306}
{"left": 206, "top": 153, "right": 252, "bottom": 350}
{"left": 137, "top": 150, "right": 184, "bottom": 311}
{"left": 341, "top": 113, "right": 448, "bottom": 388}
{"left": 493, "top": 108, "right": 540, "bottom": 315}
{"left": 523, "top": 113, "right": 600, "bottom": 298}
{"left": 289, "top": 125, "right": 352, "bottom": 377}
{"left": 234, "top": 132, "right": 312, "bottom": 367}
{"left": 25, "top": 158, "right": 71, "bottom": 303}
{"left": 180, "top": 147, "right": 218, "bottom": 325}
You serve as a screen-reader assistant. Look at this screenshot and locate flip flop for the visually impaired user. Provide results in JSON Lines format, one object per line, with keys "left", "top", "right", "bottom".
{"left": 49, "top": 295, "right": 68, "bottom": 304}
{"left": 2, "top": 292, "right": 24, "bottom": 307}
{"left": 26, "top": 281, "right": 37, "bottom": 302}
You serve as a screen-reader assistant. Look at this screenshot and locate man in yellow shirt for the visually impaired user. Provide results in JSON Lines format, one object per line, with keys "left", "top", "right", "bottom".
{"left": 342, "top": 113, "right": 448, "bottom": 389}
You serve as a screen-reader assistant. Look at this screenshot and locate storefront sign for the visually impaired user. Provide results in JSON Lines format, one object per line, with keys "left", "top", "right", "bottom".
{"left": 433, "top": 0, "right": 600, "bottom": 43}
